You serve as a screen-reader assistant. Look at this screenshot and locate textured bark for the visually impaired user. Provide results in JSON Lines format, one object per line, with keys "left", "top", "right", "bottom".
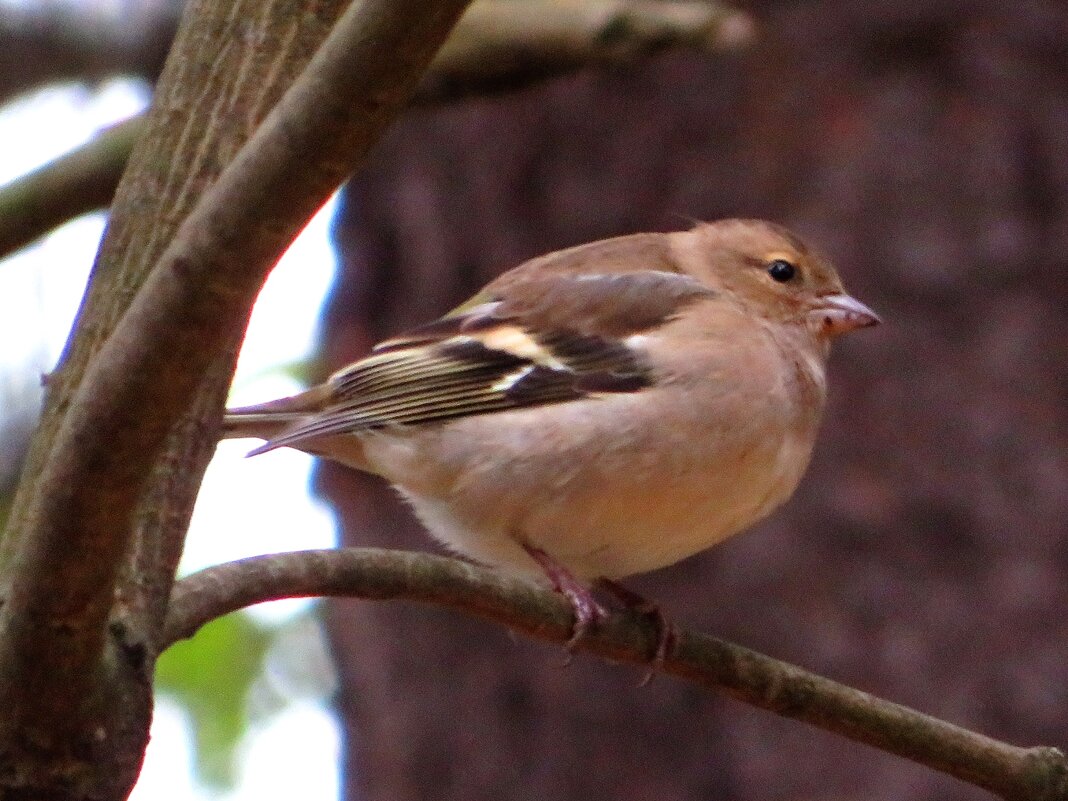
{"left": 0, "top": 0, "right": 475, "bottom": 797}
{"left": 0, "top": 0, "right": 352, "bottom": 795}
{"left": 321, "top": 1, "right": 1068, "bottom": 800}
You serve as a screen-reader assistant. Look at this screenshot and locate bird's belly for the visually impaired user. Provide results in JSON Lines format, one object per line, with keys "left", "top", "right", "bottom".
{"left": 368, "top": 396, "right": 812, "bottom": 582}
{"left": 518, "top": 447, "right": 802, "bottom": 579}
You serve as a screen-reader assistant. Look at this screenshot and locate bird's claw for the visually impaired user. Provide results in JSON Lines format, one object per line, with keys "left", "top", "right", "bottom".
{"left": 524, "top": 546, "right": 676, "bottom": 680}
{"left": 524, "top": 544, "right": 608, "bottom": 654}
{"left": 596, "top": 578, "right": 677, "bottom": 685}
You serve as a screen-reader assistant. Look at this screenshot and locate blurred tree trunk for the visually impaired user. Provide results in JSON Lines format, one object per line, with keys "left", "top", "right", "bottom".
{"left": 321, "top": 1, "right": 1068, "bottom": 799}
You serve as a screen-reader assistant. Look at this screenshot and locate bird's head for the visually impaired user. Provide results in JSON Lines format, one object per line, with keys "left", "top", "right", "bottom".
{"left": 684, "top": 219, "right": 880, "bottom": 339}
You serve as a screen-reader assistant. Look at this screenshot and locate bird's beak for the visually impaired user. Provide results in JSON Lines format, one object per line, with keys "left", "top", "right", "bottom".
{"left": 811, "top": 293, "right": 881, "bottom": 336}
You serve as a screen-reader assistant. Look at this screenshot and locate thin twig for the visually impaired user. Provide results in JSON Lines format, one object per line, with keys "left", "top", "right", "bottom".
{"left": 164, "top": 547, "right": 1068, "bottom": 801}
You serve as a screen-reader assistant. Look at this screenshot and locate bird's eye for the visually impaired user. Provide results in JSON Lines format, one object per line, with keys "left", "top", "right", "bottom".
{"left": 767, "top": 259, "right": 797, "bottom": 283}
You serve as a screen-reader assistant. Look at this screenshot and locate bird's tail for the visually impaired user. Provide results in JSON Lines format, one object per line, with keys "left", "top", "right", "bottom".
{"left": 221, "top": 384, "right": 332, "bottom": 452}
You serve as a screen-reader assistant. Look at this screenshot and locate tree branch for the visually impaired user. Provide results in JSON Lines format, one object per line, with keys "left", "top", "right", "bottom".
{"left": 0, "top": 0, "right": 474, "bottom": 792}
{"left": 0, "top": 0, "right": 751, "bottom": 261}
{"left": 427, "top": 0, "right": 752, "bottom": 99}
{"left": 165, "top": 547, "right": 1068, "bottom": 801}
{"left": 0, "top": 116, "right": 141, "bottom": 257}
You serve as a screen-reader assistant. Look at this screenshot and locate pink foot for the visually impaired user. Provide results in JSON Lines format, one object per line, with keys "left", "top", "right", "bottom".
{"left": 595, "top": 578, "right": 677, "bottom": 684}
{"left": 523, "top": 545, "right": 608, "bottom": 649}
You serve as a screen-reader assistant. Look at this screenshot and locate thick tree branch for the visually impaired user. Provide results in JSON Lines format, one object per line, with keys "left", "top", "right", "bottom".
{"left": 0, "top": 0, "right": 751, "bottom": 261}
{"left": 165, "top": 547, "right": 1068, "bottom": 801}
{"left": 0, "top": 0, "right": 473, "bottom": 793}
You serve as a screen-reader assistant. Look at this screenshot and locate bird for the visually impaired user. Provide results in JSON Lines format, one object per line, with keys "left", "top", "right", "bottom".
{"left": 223, "top": 218, "right": 879, "bottom": 657}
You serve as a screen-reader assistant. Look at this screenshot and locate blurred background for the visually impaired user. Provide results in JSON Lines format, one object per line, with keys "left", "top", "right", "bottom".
{"left": 1, "top": 1, "right": 1066, "bottom": 800}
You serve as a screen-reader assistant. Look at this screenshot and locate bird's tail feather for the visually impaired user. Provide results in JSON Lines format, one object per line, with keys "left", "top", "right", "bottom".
{"left": 221, "top": 384, "right": 332, "bottom": 453}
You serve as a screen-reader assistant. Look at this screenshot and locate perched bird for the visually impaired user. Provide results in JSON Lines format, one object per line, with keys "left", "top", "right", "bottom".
{"left": 224, "top": 219, "right": 879, "bottom": 652}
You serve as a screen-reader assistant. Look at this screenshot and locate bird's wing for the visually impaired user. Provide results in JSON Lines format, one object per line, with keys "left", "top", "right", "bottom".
{"left": 247, "top": 270, "right": 714, "bottom": 456}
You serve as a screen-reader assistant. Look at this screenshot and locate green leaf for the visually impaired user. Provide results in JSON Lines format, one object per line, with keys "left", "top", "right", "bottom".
{"left": 156, "top": 612, "right": 273, "bottom": 789}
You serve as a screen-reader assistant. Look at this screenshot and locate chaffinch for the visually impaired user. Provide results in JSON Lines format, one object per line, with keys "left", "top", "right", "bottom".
{"left": 224, "top": 219, "right": 879, "bottom": 647}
